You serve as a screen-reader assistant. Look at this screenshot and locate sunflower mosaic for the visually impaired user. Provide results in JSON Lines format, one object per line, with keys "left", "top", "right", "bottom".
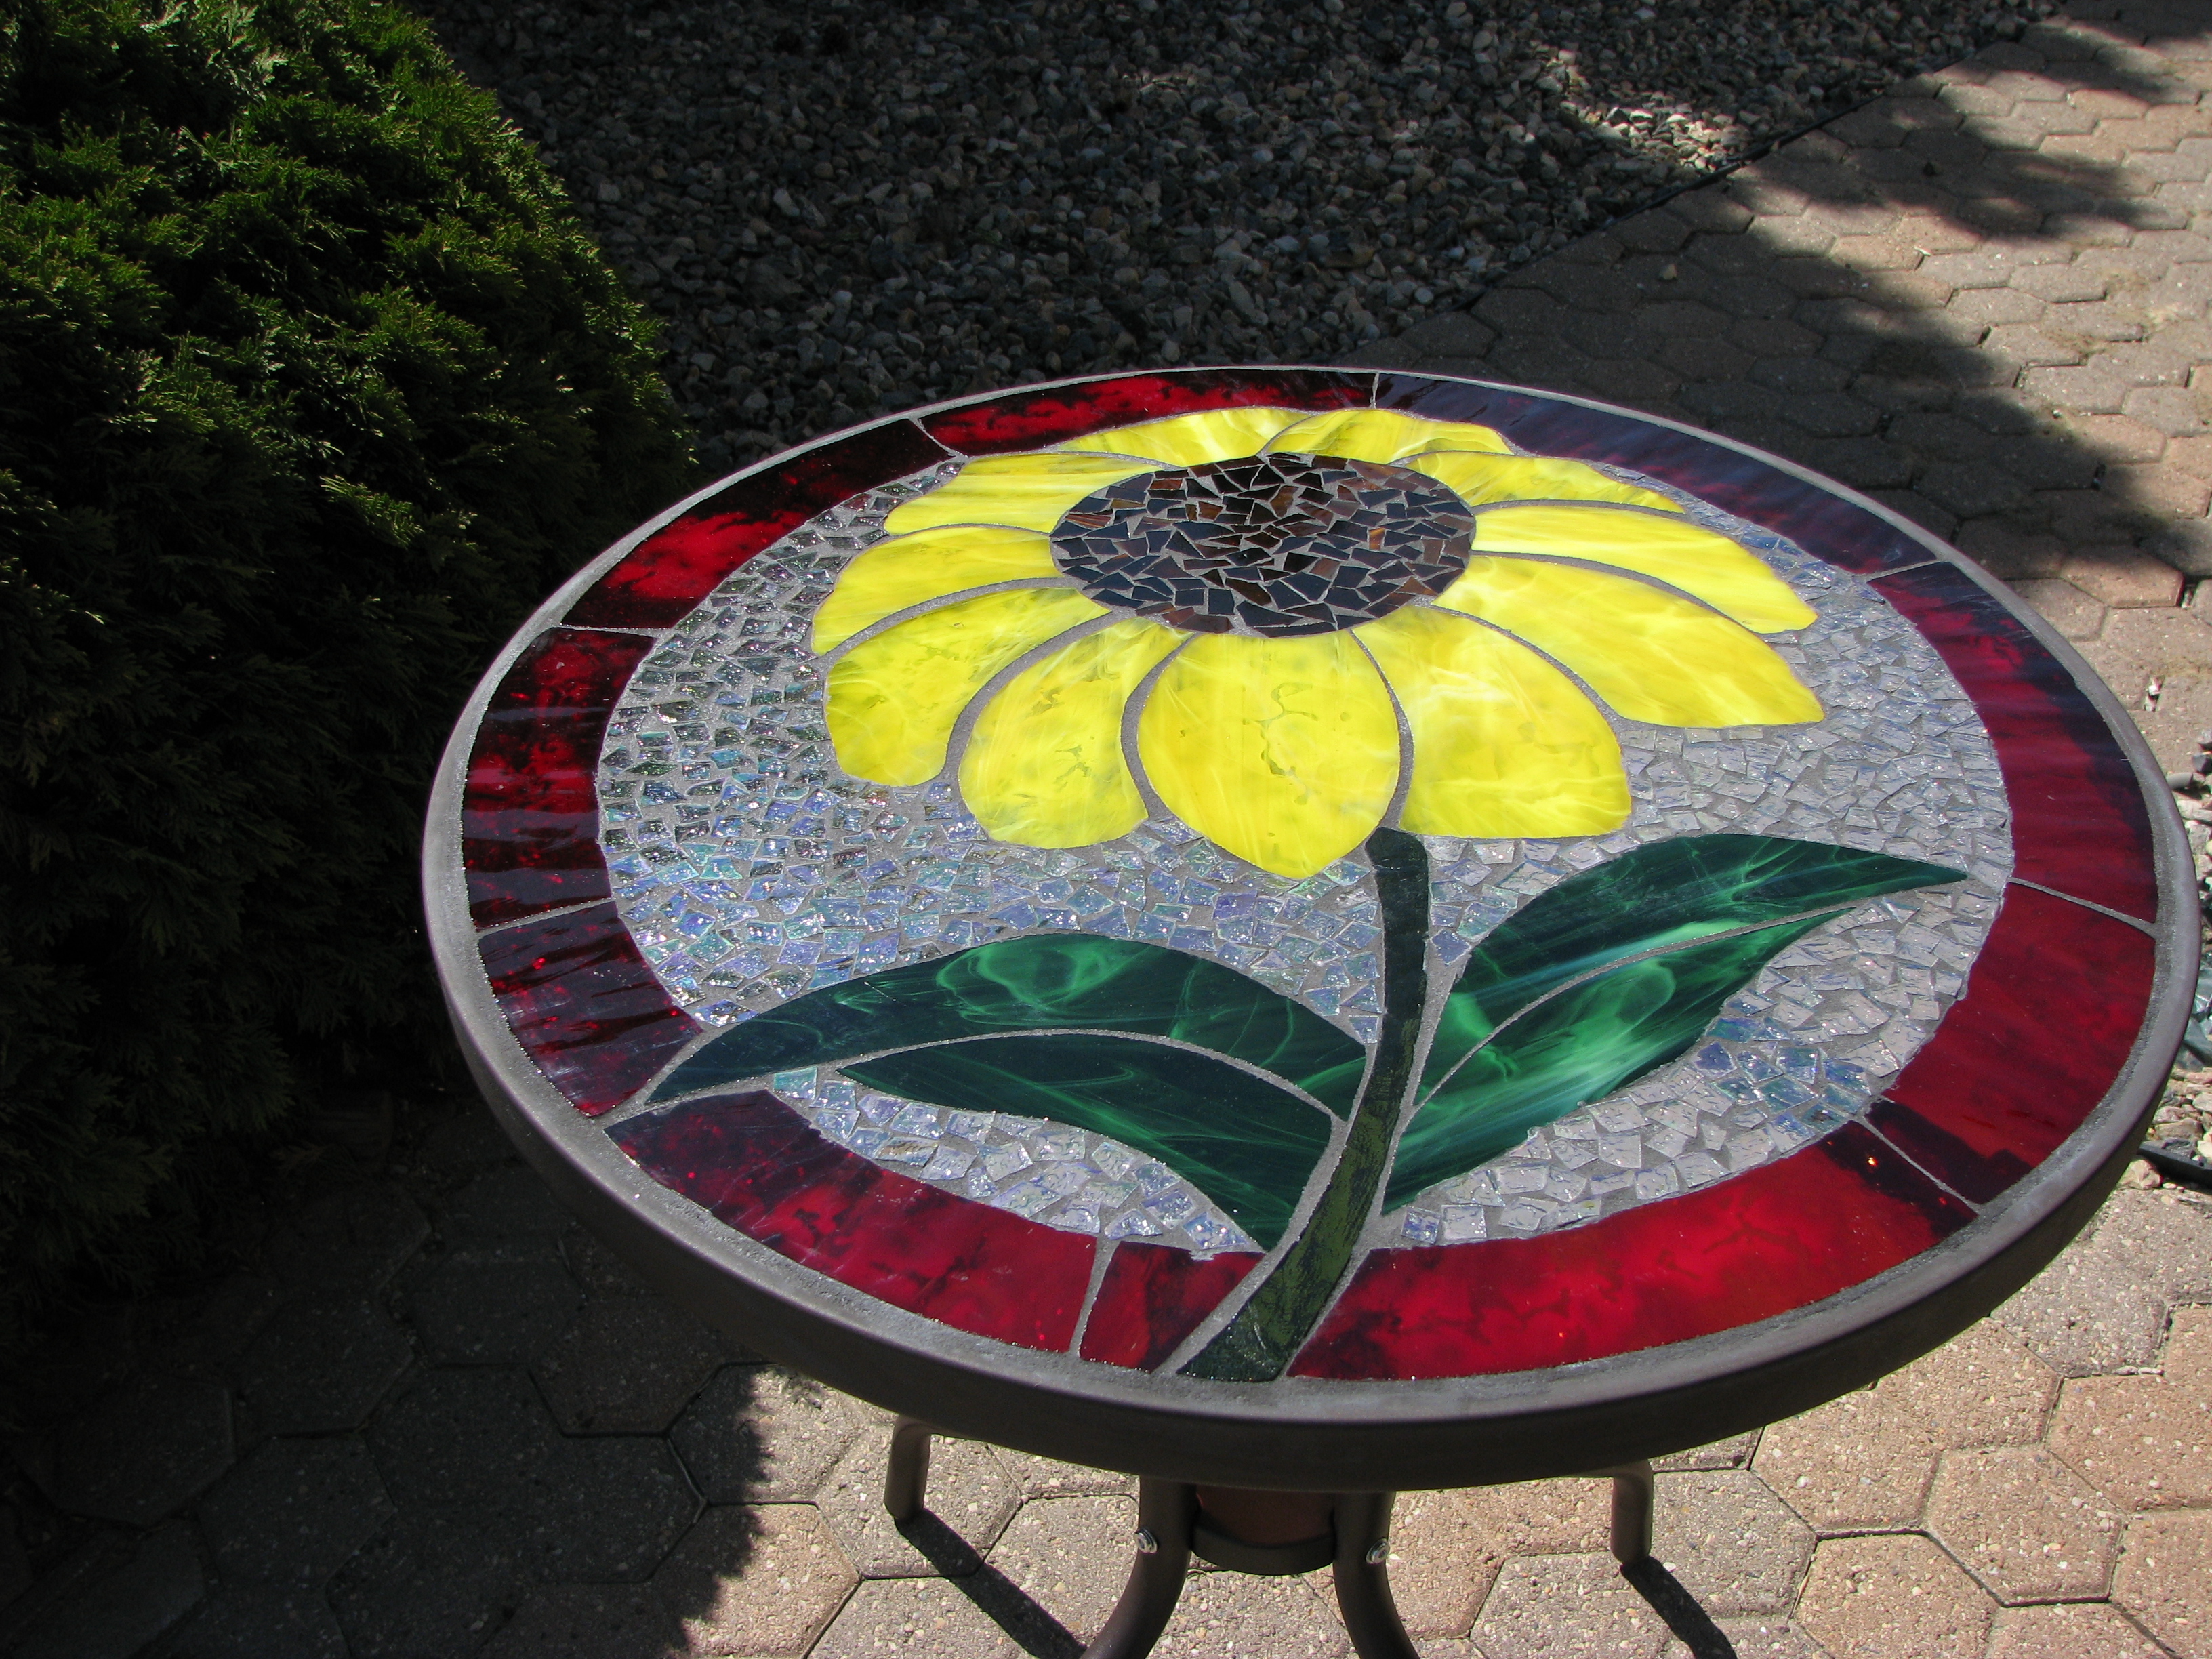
{"left": 571, "top": 396, "right": 2020, "bottom": 1380}
{"left": 815, "top": 407, "right": 1824, "bottom": 879}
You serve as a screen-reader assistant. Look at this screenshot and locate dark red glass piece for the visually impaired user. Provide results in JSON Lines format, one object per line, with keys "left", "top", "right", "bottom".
{"left": 1872, "top": 884, "right": 2156, "bottom": 1203}
{"left": 462, "top": 628, "right": 650, "bottom": 924}
{"left": 1289, "top": 1124, "right": 1970, "bottom": 1381}
{"left": 924, "top": 369, "right": 1374, "bottom": 455}
{"left": 1872, "top": 564, "right": 2158, "bottom": 920}
{"left": 1078, "top": 1244, "right": 1260, "bottom": 1371}
{"left": 1374, "top": 374, "right": 1927, "bottom": 575}
{"left": 565, "top": 421, "right": 951, "bottom": 628}
{"left": 478, "top": 903, "right": 699, "bottom": 1116}
{"left": 613, "top": 1092, "right": 1095, "bottom": 1351}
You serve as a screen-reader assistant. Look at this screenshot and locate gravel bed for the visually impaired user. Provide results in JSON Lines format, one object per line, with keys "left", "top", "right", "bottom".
{"left": 425, "top": 0, "right": 2057, "bottom": 474}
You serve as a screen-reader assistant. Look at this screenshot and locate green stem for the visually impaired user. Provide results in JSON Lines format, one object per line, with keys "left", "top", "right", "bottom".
{"left": 1181, "top": 826, "right": 1430, "bottom": 1382}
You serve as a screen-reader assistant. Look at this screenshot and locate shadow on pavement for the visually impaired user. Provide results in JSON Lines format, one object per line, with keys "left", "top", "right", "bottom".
{"left": 1623, "top": 1556, "right": 1738, "bottom": 1658}
{"left": 899, "top": 1511, "right": 1086, "bottom": 1659}
{"left": 1366, "top": 1, "right": 2212, "bottom": 762}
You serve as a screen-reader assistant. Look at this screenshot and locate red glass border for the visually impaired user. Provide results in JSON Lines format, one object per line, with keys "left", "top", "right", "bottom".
{"left": 1870, "top": 884, "right": 2157, "bottom": 1204}
{"left": 1871, "top": 563, "right": 2158, "bottom": 922}
{"left": 462, "top": 628, "right": 650, "bottom": 924}
{"left": 613, "top": 1091, "right": 1095, "bottom": 1352}
{"left": 565, "top": 420, "right": 951, "bottom": 629}
{"left": 1078, "top": 1244, "right": 1259, "bottom": 1371}
{"left": 1290, "top": 1124, "right": 1971, "bottom": 1381}
{"left": 479, "top": 903, "right": 699, "bottom": 1117}
{"left": 922, "top": 368, "right": 1374, "bottom": 455}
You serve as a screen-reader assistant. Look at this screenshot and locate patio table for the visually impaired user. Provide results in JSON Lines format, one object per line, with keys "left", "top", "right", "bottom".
{"left": 424, "top": 367, "right": 2193, "bottom": 1656}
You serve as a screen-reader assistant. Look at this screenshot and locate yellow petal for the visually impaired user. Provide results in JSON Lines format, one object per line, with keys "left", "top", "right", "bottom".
{"left": 812, "top": 527, "right": 1064, "bottom": 652}
{"left": 1357, "top": 605, "right": 1630, "bottom": 838}
{"left": 1433, "top": 558, "right": 1824, "bottom": 729}
{"left": 1466, "top": 503, "right": 1816, "bottom": 633}
{"left": 1053, "top": 406, "right": 1309, "bottom": 465}
{"left": 959, "top": 620, "right": 1183, "bottom": 848}
{"left": 826, "top": 588, "right": 1107, "bottom": 786}
{"left": 1136, "top": 632, "right": 1399, "bottom": 878}
{"left": 1411, "top": 451, "right": 1683, "bottom": 514}
{"left": 883, "top": 453, "right": 1152, "bottom": 535}
{"left": 1265, "top": 407, "right": 1511, "bottom": 463}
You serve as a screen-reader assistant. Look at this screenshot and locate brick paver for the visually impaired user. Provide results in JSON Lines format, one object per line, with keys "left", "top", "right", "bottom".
{"left": 7, "top": 3, "right": 2212, "bottom": 1657}
{"left": 1366, "top": 0, "right": 2212, "bottom": 770}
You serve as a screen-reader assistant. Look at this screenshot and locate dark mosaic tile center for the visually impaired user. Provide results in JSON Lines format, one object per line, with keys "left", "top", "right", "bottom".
{"left": 1050, "top": 453, "right": 1474, "bottom": 636}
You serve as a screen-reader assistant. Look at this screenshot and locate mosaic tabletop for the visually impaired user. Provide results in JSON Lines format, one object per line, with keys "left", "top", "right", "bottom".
{"left": 428, "top": 369, "right": 2189, "bottom": 1465}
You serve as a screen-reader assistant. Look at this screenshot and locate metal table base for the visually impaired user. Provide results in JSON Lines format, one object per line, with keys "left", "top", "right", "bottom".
{"left": 885, "top": 1419, "right": 1655, "bottom": 1659}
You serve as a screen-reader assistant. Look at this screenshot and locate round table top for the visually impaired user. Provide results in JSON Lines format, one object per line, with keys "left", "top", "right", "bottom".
{"left": 426, "top": 367, "right": 2193, "bottom": 1490}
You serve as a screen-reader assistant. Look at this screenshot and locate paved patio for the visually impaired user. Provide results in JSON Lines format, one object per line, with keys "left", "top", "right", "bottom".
{"left": 5, "top": 2, "right": 2212, "bottom": 1656}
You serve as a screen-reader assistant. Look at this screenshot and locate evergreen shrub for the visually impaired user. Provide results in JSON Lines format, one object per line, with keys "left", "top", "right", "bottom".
{"left": 0, "top": 0, "right": 697, "bottom": 1313}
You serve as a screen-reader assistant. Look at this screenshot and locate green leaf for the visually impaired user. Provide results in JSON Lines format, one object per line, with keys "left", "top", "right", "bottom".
{"left": 654, "top": 933, "right": 1366, "bottom": 1113}
{"left": 845, "top": 1034, "right": 1333, "bottom": 1250}
{"left": 1385, "top": 836, "right": 1966, "bottom": 1209}
{"left": 1419, "top": 835, "right": 1966, "bottom": 1099}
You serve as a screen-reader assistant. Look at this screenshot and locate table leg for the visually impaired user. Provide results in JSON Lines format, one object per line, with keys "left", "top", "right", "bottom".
{"left": 1606, "top": 1460, "right": 1656, "bottom": 1565}
{"left": 1329, "top": 1490, "right": 1420, "bottom": 1659}
{"left": 885, "top": 1416, "right": 933, "bottom": 1522}
{"left": 1081, "top": 1477, "right": 1195, "bottom": 1659}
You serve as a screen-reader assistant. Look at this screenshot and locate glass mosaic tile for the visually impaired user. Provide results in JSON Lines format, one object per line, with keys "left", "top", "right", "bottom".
{"left": 591, "top": 443, "right": 2010, "bottom": 1265}
{"left": 443, "top": 371, "right": 2176, "bottom": 1393}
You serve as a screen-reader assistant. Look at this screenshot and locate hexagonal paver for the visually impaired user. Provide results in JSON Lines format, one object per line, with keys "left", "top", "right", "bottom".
{"left": 1985, "top": 1599, "right": 2168, "bottom": 1658}
{"left": 817, "top": 1432, "right": 1020, "bottom": 1578}
{"left": 438, "top": 1162, "right": 573, "bottom": 1240}
{"left": 2113, "top": 1509, "right": 2212, "bottom": 1659}
{"left": 2059, "top": 545, "right": 2189, "bottom": 607}
{"left": 268, "top": 1181, "right": 428, "bottom": 1296}
{"left": 2013, "top": 577, "right": 2108, "bottom": 638}
{"left": 401, "top": 1244, "right": 579, "bottom": 1365}
{"left": 162, "top": 1584, "right": 348, "bottom": 1658}
{"left": 652, "top": 1503, "right": 855, "bottom": 1656}
{"left": 1992, "top": 1190, "right": 2212, "bottom": 1376}
{"left": 366, "top": 1368, "right": 556, "bottom": 1510}
{"left": 672, "top": 1365, "right": 869, "bottom": 1503}
{"left": 327, "top": 1507, "right": 528, "bottom": 1659}
{"left": 1652, "top": 1432, "right": 1760, "bottom": 1472}
{"left": 1752, "top": 1387, "right": 1940, "bottom": 1532}
{"left": 981, "top": 1493, "right": 1134, "bottom": 1643}
{"left": 2048, "top": 1304, "right": 2212, "bottom": 1509}
{"left": 1469, "top": 1551, "right": 1668, "bottom": 1659}
{"left": 1650, "top": 1469, "right": 1815, "bottom": 1616}
{"left": 477, "top": 1584, "right": 680, "bottom": 1659}
{"left": 230, "top": 1293, "right": 413, "bottom": 1435}
{"left": 152, "top": 1273, "right": 279, "bottom": 1375}
{"left": 1671, "top": 1618, "right": 1830, "bottom": 1658}
{"left": 37, "top": 1372, "right": 232, "bottom": 1527}
{"left": 810, "top": 1576, "right": 1021, "bottom": 1659}
{"left": 1794, "top": 1533, "right": 1995, "bottom": 1659}
{"left": 198, "top": 1436, "right": 394, "bottom": 1586}
{"left": 10, "top": 1521, "right": 204, "bottom": 1659}
{"left": 1885, "top": 1318, "right": 2063, "bottom": 1450}
{"left": 526, "top": 1433, "right": 699, "bottom": 1582}
{"left": 1923, "top": 1444, "right": 2121, "bottom": 1602}
{"left": 560, "top": 1225, "right": 655, "bottom": 1297}
{"left": 1372, "top": 1486, "right": 1506, "bottom": 1639}
{"left": 534, "top": 1294, "right": 735, "bottom": 1434}
{"left": 1158, "top": 1567, "right": 1349, "bottom": 1658}
{"left": 990, "top": 1450, "right": 1134, "bottom": 1500}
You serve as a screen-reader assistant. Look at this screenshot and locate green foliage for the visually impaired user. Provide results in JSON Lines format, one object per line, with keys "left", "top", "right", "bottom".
{"left": 0, "top": 0, "right": 697, "bottom": 1309}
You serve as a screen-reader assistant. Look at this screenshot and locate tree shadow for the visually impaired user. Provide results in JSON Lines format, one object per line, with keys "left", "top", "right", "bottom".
{"left": 416, "top": 0, "right": 2049, "bottom": 471}
{"left": 1370, "top": 0, "right": 2212, "bottom": 762}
